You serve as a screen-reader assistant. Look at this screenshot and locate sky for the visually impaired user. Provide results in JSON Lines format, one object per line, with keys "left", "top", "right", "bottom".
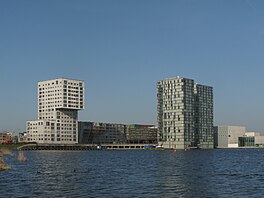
{"left": 1, "top": 0, "right": 264, "bottom": 133}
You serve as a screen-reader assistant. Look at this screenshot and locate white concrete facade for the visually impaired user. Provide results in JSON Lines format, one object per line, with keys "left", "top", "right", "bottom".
{"left": 245, "top": 132, "right": 260, "bottom": 137}
{"left": 255, "top": 136, "right": 264, "bottom": 145}
{"left": 27, "top": 78, "right": 84, "bottom": 144}
{"left": 214, "top": 126, "right": 246, "bottom": 148}
{"left": 244, "top": 132, "right": 264, "bottom": 146}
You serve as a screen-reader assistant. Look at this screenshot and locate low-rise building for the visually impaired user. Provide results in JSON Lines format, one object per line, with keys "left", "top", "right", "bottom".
{"left": 0, "top": 132, "right": 18, "bottom": 144}
{"left": 255, "top": 135, "right": 264, "bottom": 147}
{"left": 27, "top": 120, "right": 56, "bottom": 143}
{"left": 18, "top": 132, "right": 28, "bottom": 143}
{"left": 78, "top": 122, "right": 126, "bottom": 144}
{"left": 214, "top": 126, "right": 246, "bottom": 148}
{"left": 0, "top": 133, "right": 8, "bottom": 144}
{"left": 239, "top": 132, "right": 264, "bottom": 147}
{"left": 126, "top": 125, "right": 157, "bottom": 144}
{"left": 78, "top": 122, "right": 157, "bottom": 144}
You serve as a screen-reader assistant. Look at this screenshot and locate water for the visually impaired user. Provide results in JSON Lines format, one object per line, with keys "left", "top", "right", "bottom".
{"left": 1, "top": 149, "right": 264, "bottom": 197}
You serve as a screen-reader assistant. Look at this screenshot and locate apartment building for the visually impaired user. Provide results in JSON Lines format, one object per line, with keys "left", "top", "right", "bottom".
{"left": 18, "top": 132, "right": 28, "bottom": 143}
{"left": 78, "top": 122, "right": 157, "bottom": 144}
{"left": 126, "top": 125, "right": 157, "bottom": 144}
{"left": 78, "top": 121, "right": 126, "bottom": 144}
{"left": 0, "top": 132, "right": 17, "bottom": 144}
{"left": 27, "top": 78, "right": 84, "bottom": 144}
{"left": 0, "top": 133, "right": 9, "bottom": 144}
{"left": 157, "top": 76, "right": 213, "bottom": 149}
{"left": 194, "top": 84, "right": 214, "bottom": 148}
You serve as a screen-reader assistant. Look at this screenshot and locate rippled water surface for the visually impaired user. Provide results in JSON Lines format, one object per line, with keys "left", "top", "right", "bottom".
{"left": 1, "top": 149, "right": 264, "bottom": 197}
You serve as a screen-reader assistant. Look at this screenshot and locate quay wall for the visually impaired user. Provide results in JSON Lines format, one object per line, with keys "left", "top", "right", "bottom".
{"left": 17, "top": 144, "right": 156, "bottom": 151}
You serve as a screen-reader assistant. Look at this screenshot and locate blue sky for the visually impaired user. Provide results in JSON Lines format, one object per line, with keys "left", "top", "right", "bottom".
{"left": 1, "top": 0, "right": 264, "bottom": 133}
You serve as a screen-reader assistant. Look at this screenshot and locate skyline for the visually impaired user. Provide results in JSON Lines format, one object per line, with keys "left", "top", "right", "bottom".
{"left": 1, "top": 0, "right": 264, "bottom": 132}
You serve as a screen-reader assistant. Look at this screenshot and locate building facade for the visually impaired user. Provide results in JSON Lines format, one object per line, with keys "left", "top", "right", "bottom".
{"left": 18, "top": 132, "right": 28, "bottom": 143}
{"left": 78, "top": 122, "right": 157, "bottom": 144}
{"left": 126, "top": 125, "right": 157, "bottom": 144}
{"left": 214, "top": 126, "right": 246, "bottom": 148}
{"left": 0, "top": 132, "right": 18, "bottom": 144}
{"left": 194, "top": 84, "right": 214, "bottom": 148}
{"left": 27, "top": 78, "right": 84, "bottom": 144}
{"left": 78, "top": 122, "right": 126, "bottom": 144}
{"left": 239, "top": 132, "right": 264, "bottom": 147}
{"left": 0, "top": 133, "right": 9, "bottom": 144}
{"left": 157, "top": 77, "right": 213, "bottom": 149}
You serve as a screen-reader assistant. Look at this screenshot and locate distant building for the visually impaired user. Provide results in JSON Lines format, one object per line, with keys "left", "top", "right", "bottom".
{"left": 157, "top": 77, "right": 213, "bottom": 149}
{"left": 0, "top": 132, "right": 18, "bottom": 144}
{"left": 18, "top": 132, "right": 28, "bottom": 143}
{"left": 126, "top": 125, "right": 157, "bottom": 144}
{"left": 78, "top": 122, "right": 126, "bottom": 144}
{"left": 214, "top": 126, "right": 246, "bottom": 148}
{"left": 238, "top": 132, "right": 264, "bottom": 147}
{"left": 11, "top": 134, "right": 18, "bottom": 143}
{"left": 78, "top": 122, "right": 93, "bottom": 144}
{"left": 27, "top": 78, "right": 85, "bottom": 144}
{"left": 0, "top": 133, "right": 8, "bottom": 144}
{"left": 78, "top": 122, "right": 157, "bottom": 144}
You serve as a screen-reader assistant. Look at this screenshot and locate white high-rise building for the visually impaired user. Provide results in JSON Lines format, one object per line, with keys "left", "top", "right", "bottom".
{"left": 157, "top": 76, "right": 213, "bottom": 149}
{"left": 27, "top": 78, "right": 84, "bottom": 144}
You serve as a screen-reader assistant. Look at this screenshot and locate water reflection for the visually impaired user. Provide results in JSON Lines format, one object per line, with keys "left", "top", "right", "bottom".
{"left": 154, "top": 150, "right": 216, "bottom": 197}
{"left": 1, "top": 149, "right": 264, "bottom": 197}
